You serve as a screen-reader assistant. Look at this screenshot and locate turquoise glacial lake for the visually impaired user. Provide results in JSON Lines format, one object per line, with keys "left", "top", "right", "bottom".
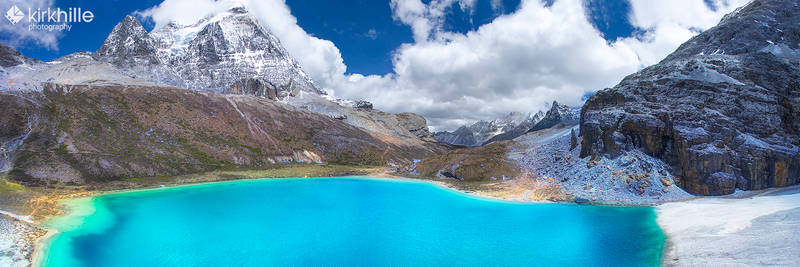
{"left": 42, "top": 177, "right": 665, "bottom": 266}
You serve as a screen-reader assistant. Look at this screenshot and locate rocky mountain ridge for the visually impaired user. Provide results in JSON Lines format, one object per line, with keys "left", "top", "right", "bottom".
{"left": 0, "top": 43, "right": 38, "bottom": 69}
{"left": 434, "top": 111, "right": 544, "bottom": 146}
{"left": 484, "top": 101, "right": 580, "bottom": 145}
{"left": 527, "top": 101, "right": 580, "bottom": 133}
{"left": 580, "top": 0, "right": 800, "bottom": 195}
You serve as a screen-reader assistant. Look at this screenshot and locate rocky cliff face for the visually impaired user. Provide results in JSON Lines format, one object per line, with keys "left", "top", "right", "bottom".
{"left": 94, "top": 7, "right": 322, "bottom": 99}
{"left": 0, "top": 43, "right": 37, "bottom": 68}
{"left": 1, "top": 84, "right": 442, "bottom": 184}
{"left": 580, "top": 0, "right": 800, "bottom": 195}
{"left": 395, "top": 113, "right": 436, "bottom": 141}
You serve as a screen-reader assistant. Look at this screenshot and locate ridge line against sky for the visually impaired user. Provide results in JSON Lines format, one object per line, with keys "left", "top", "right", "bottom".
{"left": 0, "top": 0, "right": 751, "bottom": 131}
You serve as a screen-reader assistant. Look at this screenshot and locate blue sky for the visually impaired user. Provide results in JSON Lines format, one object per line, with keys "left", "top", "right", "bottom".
{"left": 6, "top": 0, "right": 161, "bottom": 60}
{"left": 9, "top": 0, "right": 658, "bottom": 75}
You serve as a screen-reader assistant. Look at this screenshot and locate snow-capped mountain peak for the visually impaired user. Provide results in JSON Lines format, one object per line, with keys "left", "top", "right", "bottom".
{"left": 94, "top": 6, "right": 322, "bottom": 99}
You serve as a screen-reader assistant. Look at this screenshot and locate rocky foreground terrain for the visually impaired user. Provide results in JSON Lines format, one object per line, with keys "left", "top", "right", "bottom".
{"left": 581, "top": 0, "right": 799, "bottom": 195}
{"left": 0, "top": 216, "right": 44, "bottom": 267}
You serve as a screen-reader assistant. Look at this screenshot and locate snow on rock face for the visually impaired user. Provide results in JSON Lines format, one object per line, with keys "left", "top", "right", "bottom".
{"left": 580, "top": 0, "right": 800, "bottom": 195}
{"left": 94, "top": 7, "right": 322, "bottom": 99}
{"left": 527, "top": 101, "right": 580, "bottom": 133}
{"left": 509, "top": 124, "right": 693, "bottom": 205}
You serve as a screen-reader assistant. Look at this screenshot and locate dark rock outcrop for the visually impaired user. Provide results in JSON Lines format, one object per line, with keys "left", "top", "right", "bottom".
{"left": 395, "top": 112, "right": 436, "bottom": 141}
{"left": 224, "top": 78, "right": 296, "bottom": 100}
{"left": 353, "top": 100, "right": 373, "bottom": 110}
{"left": 0, "top": 43, "right": 37, "bottom": 68}
{"left": 580, "top": 0, "right": 800, "bottom": 195}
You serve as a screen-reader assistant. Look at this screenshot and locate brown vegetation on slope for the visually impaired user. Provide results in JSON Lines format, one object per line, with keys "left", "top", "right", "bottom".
{"left": 1, "top": 84, "right": 444, "bottom": 185}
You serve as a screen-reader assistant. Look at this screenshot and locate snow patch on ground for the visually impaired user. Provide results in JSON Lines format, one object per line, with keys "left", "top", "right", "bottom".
{"left": 658, "top": 188, "right": 800, "bottom": 266}
{"left": 3, "top": 54, "right": 159, "bottom": 89}
{"left": 678, "top": 66, "right": 744, "bottom": 85}
{"left": 760, "top": 43, "right": 800, "bottom": 60}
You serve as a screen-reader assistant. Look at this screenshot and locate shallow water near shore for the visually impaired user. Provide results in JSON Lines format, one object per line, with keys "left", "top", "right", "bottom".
{"left": 41, "top": 177, "right": 665, "bottom": 266}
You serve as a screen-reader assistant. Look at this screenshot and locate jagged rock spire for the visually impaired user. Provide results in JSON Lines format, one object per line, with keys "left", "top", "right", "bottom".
{"left": 95, "top": 15, "right": 160, "bottom": 66}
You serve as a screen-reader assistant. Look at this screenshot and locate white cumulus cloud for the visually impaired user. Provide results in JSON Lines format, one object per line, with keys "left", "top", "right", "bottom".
{"left": 136, "top": 0, "right": 751, "bottom": 131}
{"left": 136, "top": 0, "right": 347, "bottom": 89}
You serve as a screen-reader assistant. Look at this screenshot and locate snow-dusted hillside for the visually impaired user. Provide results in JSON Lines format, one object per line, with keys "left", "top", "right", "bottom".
{"left": 94, "top": 6, "right": 322, "bottom": 99}
{"left": 507, "top": 123, "right": 692, "bottom": 205}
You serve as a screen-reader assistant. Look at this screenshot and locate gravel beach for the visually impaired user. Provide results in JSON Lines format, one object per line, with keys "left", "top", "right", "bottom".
{"left": 0, "top": 215, "right": 45, "bottom": 267}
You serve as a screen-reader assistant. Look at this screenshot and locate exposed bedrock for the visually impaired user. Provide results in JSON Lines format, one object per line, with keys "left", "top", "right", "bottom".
{"left": 580, "top": 0, "right": 800, "bottom": 195}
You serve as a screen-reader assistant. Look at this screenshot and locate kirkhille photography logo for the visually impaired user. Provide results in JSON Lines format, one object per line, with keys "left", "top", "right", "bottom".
{"left": 5, "top": 5, "right": 24, "bottom": 24}
{"left": 4, "top": 4, "right": 94, "bottom": 31}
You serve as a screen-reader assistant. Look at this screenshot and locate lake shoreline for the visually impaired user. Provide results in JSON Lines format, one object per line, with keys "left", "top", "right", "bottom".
{"left": 20, "top": 174, "right": 800, "bottom": 266}
{"left": 24, "top": 175, "right": 512, "bottom": 266}
{"left": 21, "top": 174, "right": 632, "bottom": 266}
{"left": 29, "top": 176, "right": 667, "bottom": 266}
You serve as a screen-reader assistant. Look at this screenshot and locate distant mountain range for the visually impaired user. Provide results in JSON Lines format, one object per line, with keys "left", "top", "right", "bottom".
{"left": 434, "top": 111, "right": 542, "bottom": 146}
{"left": 434, "top": 101, "right": 580, "bottom": 146}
